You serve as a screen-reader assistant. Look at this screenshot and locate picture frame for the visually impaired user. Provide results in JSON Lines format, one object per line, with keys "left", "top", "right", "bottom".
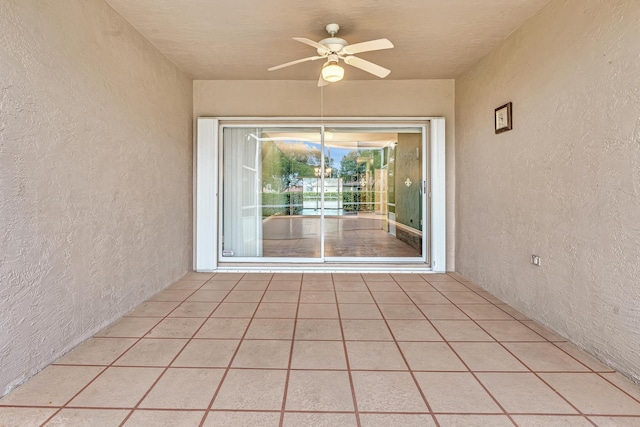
{"left": 495, "top": 102, "right": 512, "bottom": 134}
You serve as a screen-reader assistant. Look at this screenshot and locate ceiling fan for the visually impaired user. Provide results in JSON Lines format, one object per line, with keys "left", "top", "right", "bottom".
{"left": 268, "top": 23, "right": 394, "bottom": 86}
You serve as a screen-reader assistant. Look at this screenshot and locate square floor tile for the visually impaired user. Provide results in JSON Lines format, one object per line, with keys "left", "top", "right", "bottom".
{"left": 347, "top": 341, "right": 407, "bottom": 370}
{"left": 336, "top": 292, "right": 374, "bottom": 304}
{"left": 267, "top": 281, "right": 301, "bottom": 291}
{"left": 243, "top": 273, "right": 273, "bottom": 281}
{"left": 96, "top": 317, "right": 160, "bottom": 338}
{"left": 285, "top": 370, "right": 354, "bottom": 411}
{"left": 224, "top": 290, "right": 264, "bottom": 302}
{"left": 391, "top": 273, "right": 426, "bottom": 282}
{"left": 398, "top": 282, "right": 437, "bottom": 292}
{"left": 554, "top": 342, "right": 616, "bottom": 372}
{"left": 262, "top": 291, "right": 299, "bottom": 303}
{"left": 195, "top": 318, "right": 250, "bottom": 338}
{"left": 172, "top": 339, "right": 239, "bottom": 367}
{"left": 54, "top": 338, "right": 136, "bottom": 365}
{"left": 295, "top": 319, "right": 343, "bottom": 340}
{"left": 360, "top": 413, "right": 436, "bottom": 427}
{"left": 232, "top": 340, "right": 292, "bottom": 368}
{"left": 406, "top": 292, "right": 450, "bottom": 304}
{"left": 351, "top": 371, "right": 427, "bottom": 412}
{"left": 46, "top": 409, "right": 129, "bottom": 427}
{"left": 477, "top": 320, "right": 547, "bottom": 341}
{"left": 371, "top": 292, "right": 413, "bottom": 304}
{"left": 333, "top": 273, "right": 364, "bottom": 283}
{"left": 496, "top": 304, "right": 531, "bottom": 320}
{"left": 363, "top": 273, "right": 393, "bottom": 282}
{"left": 431, "top": 320, "right": 494, "bottom": 341}
{"left": 297, "top": 303, "right": 338, "bottom": 318}
{"left": 168, "top": 302, "right": 218, "bottom": 317}
{"left": 245, "top": 319, "right": 295, "bottom": 339}
{"left": 338, "top": 303, "right": 383, "bottom": 319}
{"left": 476, "top": 372, "right": 578, "bottom": 414}
{"left": 334, "top": 282, "right": 369, "bottom": 292}
{"left": 212, "top": 369, "right": 287, "bottom": 410}
{"left": 234, "top": 281, "right": 269, "bottom": 291}
{"left": 139, "top": 368, "right": 224, "bottom": 409}
{"left": 457, "top": 304, "right": 514, "bottom": 320}
{"left": 504, "top": 342, "right": 590, "bottom": 372}
{"left": 290, "top": 340, "right": 347, "bottom": 369}
{"left": 379, "top": 304, "right": 424, "bottom": 319}
{"left": 301, "top": 281, "right": 334, "bottom": 291}
{"left": 387, "top": 319, "right": 442, "bottom": 341}
{"left": 211, "top": 302, "right": 258, "bottom": 317}
{"left": 539, "top": 373, "right": 640, "bottom": 415}
{"left": 510, "top": 415, "right": 594, "bottom": 426}
{"left": 418, "top": 304, "right": 468, "bottom": 319}
{"left": 114, "top": 338, "right": 187, "bottom": 366}
{"left": 283, "top": 413, "right": 357, "bottom": 427}
{"left": 146, "top": 318, "right": 205, "bottom": 338}
{"left": 342, "top": 320, "right": 393, "bottom": 341}
{"left": 588, "top": 416, "right": 640, "bottom": 426}
{"left": 0, "top": 365, "right": 103, "bottom": 406}
{"left": 451, "top": 342, "right": 527, "bottom": 371}
{"left": 366, "top": 282, "right": 402, "bottom": 292}
{"left": 429, "top": 281, "right": 471, "bottom": 292}
{"left": 69, "top": 367, "right": 163, "bottom": 408}
{"left": 414, "top": 372, "right": 501, "bottom": 413}
{"left": 203, "top": 411, "right": 280, "bottom": 427}
{"left": 477, "top": 291, "right": 504, "bottom": 304}
{"left": 127, "top": 301, "right": 181, "bottom": 317}
{"left": 299, "top": 291, "right": 335, "bottom": 303}
{"left": 186, "top": 290, "right": 228, "bottom": 302}
{"left": 254, "top": 302, "right": 298, "bottom": 318}
{"left": 436, "top": 415, "right": 513, "bottom": 426}
{"left": 441, "top": 291, "right": 488, "bottom": 304}
{"left": 200, "top": 280, "right": 237, "bottom": 291}
{"left": 600, "top": 372, "right": 640, "bottom": 400}
{"left": 124, "top": 410, "right": 206, "bottom": 426}
{"left": 274, "top": 273, "right": 302, "bottom": 281}
{"left": 0, "top": 408, "right": 55, "bottom": 427}
{"left": 400, "top": 342, "right": 467, "bottom": 371}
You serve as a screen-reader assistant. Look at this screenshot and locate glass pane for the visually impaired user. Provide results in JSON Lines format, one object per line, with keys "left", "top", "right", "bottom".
{"left": 221, "top": 127, "right": 322, "bottom": 258}
{"left": 324, "top": 127, "right": 424, "bottom": 258}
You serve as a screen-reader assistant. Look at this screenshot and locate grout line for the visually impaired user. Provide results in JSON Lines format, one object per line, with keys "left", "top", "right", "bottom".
{"left": 116, "top": 274, "right": 245, "bottom": 427}
{"left": 38, "top": 275, "right": 220, "bottom": 427}
{"left": 359, "top": 275, "right": 441, "bottom": 427}
{"left": 332, "top": 273, "right": 362, "bottom": 427}
{"left": 197, "top": 273, "right": 274, "bottom": 427}
{"left": 278, "top": 275, "right": 303, "bottom": 427}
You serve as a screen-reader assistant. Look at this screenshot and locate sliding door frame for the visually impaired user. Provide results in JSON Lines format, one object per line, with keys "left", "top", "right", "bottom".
{"left": 195, "top": 117, "right": 446, "bottom": 272}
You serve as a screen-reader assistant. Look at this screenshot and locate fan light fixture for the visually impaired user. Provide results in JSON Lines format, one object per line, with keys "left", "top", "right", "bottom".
{"left": 321, "top": 61, "right": 344, "bottom": 82}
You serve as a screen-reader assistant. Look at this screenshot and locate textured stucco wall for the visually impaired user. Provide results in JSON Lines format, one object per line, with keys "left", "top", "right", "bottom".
{"left": 0, "top": 0, "right": 193, "bottom": 395}
{"left": 456, "top": 0, "right": 640, "bottom": 381}
{"left": 194, "top": 80, "right": 456, "bottom": 270}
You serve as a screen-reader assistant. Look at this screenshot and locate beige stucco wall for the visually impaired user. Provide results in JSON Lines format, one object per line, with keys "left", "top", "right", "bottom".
{"left": 0, "top": 0, "right": 193, "bottom": 395}
{"left": 194, "top": 79, "right": 456, "bottom": 270}
{"left": 456, "top": 0, "right": 640, "bottom": 381}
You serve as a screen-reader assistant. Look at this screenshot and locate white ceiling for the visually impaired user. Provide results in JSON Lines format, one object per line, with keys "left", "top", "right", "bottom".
{"left": 105, "top": 0, "right": 551, "bottom": 81}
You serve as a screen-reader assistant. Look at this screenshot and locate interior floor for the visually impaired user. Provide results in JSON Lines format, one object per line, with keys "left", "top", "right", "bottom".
{"left": 262, "top": 215, "right": 422, "bottom": 258}
{"left": 1, "top": 272, "right": 639, "bottom": 426}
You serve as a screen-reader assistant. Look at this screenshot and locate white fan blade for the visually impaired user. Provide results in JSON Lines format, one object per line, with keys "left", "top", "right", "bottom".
{"left": 343, "top": 56, "right": 390, "bottom": 78}
{"left": 268, "top": 56, "right": 323, "bottom": 71}
{"left": 342, "top": 38, "right": 394, "bottom": 55}
{"left": 293, "top": 37, "right": 330, "bottom": 54}
{"left": 318, "top": 74, "right": 330, "bottom": 87}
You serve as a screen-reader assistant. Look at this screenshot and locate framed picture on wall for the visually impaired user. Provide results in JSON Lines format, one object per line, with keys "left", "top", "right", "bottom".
{"left": 495, "top": 102, "right": 512, "bottom": 134}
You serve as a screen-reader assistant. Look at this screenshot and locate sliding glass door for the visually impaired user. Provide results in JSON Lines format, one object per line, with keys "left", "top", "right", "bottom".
{"left": 219, "top": 124, "right": 428, "bottom": 263}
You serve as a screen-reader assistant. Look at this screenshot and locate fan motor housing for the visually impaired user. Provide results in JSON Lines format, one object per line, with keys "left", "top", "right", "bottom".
{"left": 318, "top": 37, "right": 348, "bottom": 54}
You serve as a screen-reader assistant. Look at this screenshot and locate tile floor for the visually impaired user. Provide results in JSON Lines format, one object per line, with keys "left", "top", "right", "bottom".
{"left": 1, "top": 272, "right": 640, "bottom": 427}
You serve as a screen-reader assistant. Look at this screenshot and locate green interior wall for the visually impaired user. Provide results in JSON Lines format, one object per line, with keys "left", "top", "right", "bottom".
{"left": 393, "top": 133, "right": 422, "bottom": 232}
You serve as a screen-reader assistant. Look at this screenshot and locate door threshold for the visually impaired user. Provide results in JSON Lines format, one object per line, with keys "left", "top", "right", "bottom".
{"left": 213, "top": 262, "right": 434, "bottom": 273}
